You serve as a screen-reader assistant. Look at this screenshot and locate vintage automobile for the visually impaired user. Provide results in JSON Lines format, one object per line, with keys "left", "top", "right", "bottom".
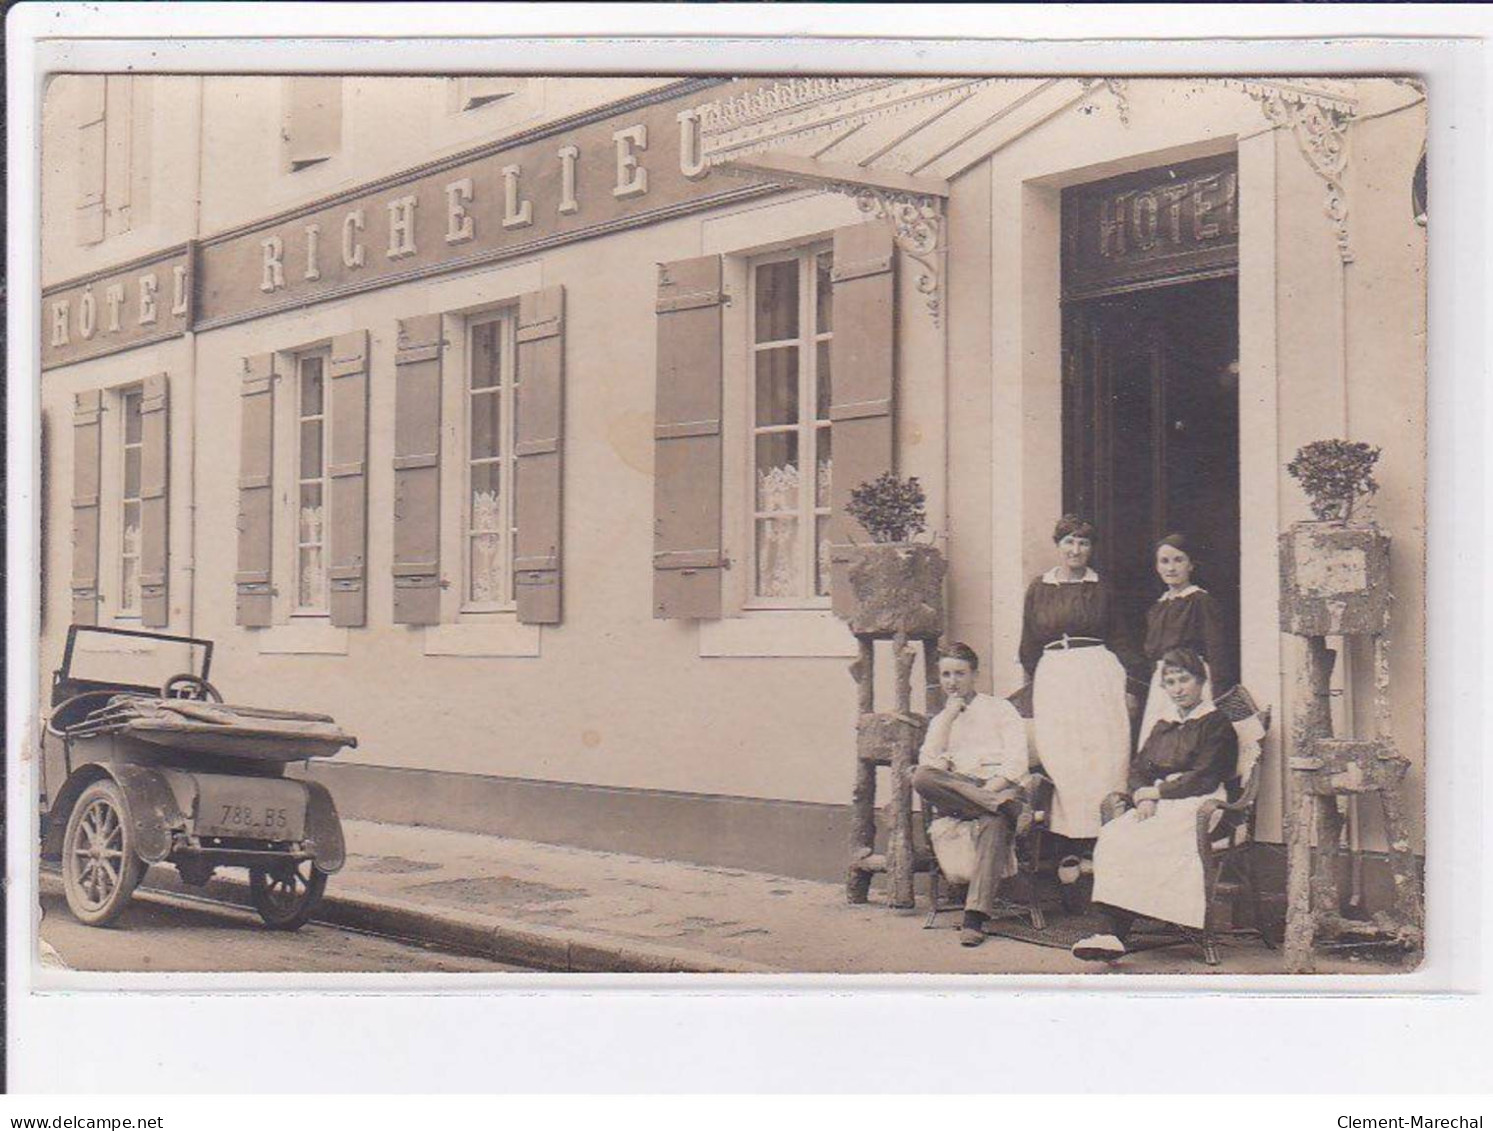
{"left": 40, "top": 625, "right": 356, "bottom": 930}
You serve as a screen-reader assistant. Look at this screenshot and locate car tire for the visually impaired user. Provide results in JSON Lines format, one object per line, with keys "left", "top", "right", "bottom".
{"left": 248, "top": 860, "right": 328, "bottom": 931}
{"left": 61, "top": 779, "right": 146, "bottom": 927}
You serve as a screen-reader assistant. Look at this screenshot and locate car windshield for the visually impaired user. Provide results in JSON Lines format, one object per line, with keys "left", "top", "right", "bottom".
{"left": 62, "top": 627, "right": 211, "bottom": 692}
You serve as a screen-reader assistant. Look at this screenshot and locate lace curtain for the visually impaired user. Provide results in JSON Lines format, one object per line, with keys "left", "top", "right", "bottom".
{"left": 470, "top": 488, "right": 503, "bottom": 603}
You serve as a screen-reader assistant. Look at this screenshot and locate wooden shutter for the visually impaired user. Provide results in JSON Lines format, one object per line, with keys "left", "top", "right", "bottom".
{"left": 328, "top": 330, "right": 369, "bottom": 627}
{"left": 138, "top": 372, "right": 170, "bottom": 627}
{"left": 653, "top": 255, "right": 726, "bottom": 619}
{"left": 393, "top": 314, "right": 443, "bottom": 625}
{"left": 828, "top": 221, "right": 897, "bottom": 619}
{"left": 70, "top": 390, "right": 103, "bottom": 625}
{"left": 76, "top": 77, "right": 106, "bottom": 245}
{"left": 514, "top": 287, "right": 565, "bottom": 625}
{"left": 286, "top": 77, "right": 342, "bottom": 171}
{"left": 235, "top": 354, "right": 276, "bottom": 627}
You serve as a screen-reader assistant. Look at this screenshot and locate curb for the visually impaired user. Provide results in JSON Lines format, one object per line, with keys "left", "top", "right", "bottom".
{"left": 138, "top": 864, "right": 778, "bottom": 975}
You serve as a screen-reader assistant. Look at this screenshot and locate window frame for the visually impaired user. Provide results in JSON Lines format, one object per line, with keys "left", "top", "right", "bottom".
{"left": 291, "top": 348, "right": 333, "bottom": 617}
{"left": 744, "top": 240, "right": 835, "bottom": 611}
{"left": 115, "top": 386, "right": 145, "bottom": 620}
{"left": 460, "top": 308, "right": 521, "bottom": 614}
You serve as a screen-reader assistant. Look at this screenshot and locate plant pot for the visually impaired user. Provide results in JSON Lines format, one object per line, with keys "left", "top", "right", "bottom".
{"left": 831, "top": 542, "right": 946, "bottom": 637}
{"left": 1279, "top": 521, "right": 1391, "bottom": 636}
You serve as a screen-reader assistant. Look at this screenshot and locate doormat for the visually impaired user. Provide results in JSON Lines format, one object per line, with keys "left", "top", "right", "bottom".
{"left": 983, "top": 908, "right": 1109, "bottom": 951}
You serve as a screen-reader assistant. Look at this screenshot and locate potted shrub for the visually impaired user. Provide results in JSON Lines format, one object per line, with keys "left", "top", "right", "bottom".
{"left": 832, "top": 472, "right": 946, "bottom": 637}
{"left": 1279, "top": 439, "right": 1391, "bottom": 636}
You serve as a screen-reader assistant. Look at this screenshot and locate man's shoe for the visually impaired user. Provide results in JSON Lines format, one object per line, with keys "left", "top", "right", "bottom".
{"left": 959, "top": 926, "right": 987, "bottom": 947}
{"left": 1071, "top": 933, "right": 1126, "bottom": 962}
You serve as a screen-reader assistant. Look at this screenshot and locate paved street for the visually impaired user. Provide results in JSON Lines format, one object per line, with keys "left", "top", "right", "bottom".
{"left": 37, "top": 883, "right": 526, "bottom": 974}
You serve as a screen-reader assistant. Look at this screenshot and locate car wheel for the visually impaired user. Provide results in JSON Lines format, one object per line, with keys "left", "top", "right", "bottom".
{"left": 61, "top": 779, "right": 146, "bottom": 927}
{"left": 248, "top": 860, "right": 327, "bottom": 931}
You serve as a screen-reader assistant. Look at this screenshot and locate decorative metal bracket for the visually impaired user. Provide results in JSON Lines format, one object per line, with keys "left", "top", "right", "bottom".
{"left": 1080, "top": 78, "right": 1131, "bottom": 126}
{"left": 852, "top": 188, "right": 945, "bottom": 328}
{"left": 1234, "top": 80, "right": 1357, "bottom": 263}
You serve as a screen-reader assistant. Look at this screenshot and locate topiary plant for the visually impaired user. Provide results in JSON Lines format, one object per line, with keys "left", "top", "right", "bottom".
{"left": 1287, "top": 439, "right": 1382, "bottom": 522}
{"left": 845, "top": 472, "right": 928, "bottom": 544}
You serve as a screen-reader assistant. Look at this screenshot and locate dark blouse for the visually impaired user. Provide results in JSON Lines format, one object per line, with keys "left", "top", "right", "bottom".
{"left": 1128, "top": 709, "right": 1239, "bottom": 801}
{"left": 1142, "top": 588, "right": 1235, "bottom": 692}
{"left": 1018, "top": 573, "right": 1147, "bottom": 687}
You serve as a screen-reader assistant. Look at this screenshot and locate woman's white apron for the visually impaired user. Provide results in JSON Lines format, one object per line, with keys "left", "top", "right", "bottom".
{"left": 1033, "top": 646, "right": 1131, "bottom": 838}
{"left": 1091, "top": 785, "right": 1225, "bottom": 929}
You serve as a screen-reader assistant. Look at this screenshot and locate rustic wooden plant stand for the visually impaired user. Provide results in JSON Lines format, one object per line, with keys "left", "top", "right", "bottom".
{"left": 1280, "top": 523, "right": 1423, "bottom": 972}
{"left": 836, "top": 543, "right": 946, "bottom": 909}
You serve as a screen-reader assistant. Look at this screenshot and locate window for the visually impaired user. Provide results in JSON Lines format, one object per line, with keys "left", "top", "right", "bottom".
{"left": 294, "top": 352, "right": 331, "bottom": 614}
{"left": 465, "top": 312, "right": 519, "bottom": 609}
{"left": 748, "top": 244, "right": 834, "bottom": 605}
{"left": 76, "top": 75, "right": 136, "bottom": 245}
{"left": 284, "top": 76, "right": 342, "bottom": 172}
{"left": 118, "top": 388, "right": 144, "bottom": 617}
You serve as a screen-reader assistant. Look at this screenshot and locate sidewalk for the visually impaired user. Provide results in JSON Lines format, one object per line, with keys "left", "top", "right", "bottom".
{"left": 142, "top": 818, "right": 1395, "bottom": 975}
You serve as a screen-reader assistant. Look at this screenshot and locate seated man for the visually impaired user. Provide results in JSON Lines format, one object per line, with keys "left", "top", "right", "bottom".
{"left": 911, "top": 642, "right": 1034, "bottom": 947}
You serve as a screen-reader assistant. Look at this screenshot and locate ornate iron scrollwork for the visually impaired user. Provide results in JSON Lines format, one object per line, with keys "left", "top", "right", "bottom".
{"left": 853, "top": 188, "right": 945, "bottom": 327}
{"left": 1235, "top": 81, "right": 1357, "bottom": 262}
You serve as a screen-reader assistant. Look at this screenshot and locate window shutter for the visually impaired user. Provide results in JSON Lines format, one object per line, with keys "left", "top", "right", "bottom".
{"left": 70, "top": 390, "right": 103, "bottom": 625}
{"left": 103, "top": 75, "right": 133, "bottom": 238}
{"left": 286, "top": 77, "right": 342, "bottom": 171}
{"left": 236, "top": 354, "right": 276, "bottom": 627}
{"left": 828, "top": 221, "right": 897, "bottom": 619}
{"left": 514, "top": 286, "right": 565, "bottom": 625}
{"left": 139, "top": 372, "right": 170, "bottom": 627}
{"left": 653, "top": 255, "right": 726, "bottom": 619}
{"left": 393, "top": 314, "right": 443, "bottom": 625}
{"left": 76, "top": 77, "right": 106, "bottom": 245}
{"left": 327, "top": 330, "right": 370, "bottom": 627}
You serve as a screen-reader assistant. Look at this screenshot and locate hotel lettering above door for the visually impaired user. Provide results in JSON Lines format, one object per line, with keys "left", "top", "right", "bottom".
{"left": 1062, "top": 153, "right": 1239, "bottom": 300}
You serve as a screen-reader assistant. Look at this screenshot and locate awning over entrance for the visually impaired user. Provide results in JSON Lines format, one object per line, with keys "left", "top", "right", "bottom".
{"left": 692, "top": 77, "right": 1371, "bottom": 313}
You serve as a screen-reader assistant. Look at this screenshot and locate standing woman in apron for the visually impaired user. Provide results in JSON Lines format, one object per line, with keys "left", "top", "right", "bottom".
{"left": 1138, "top": 533, "right": 1235, "bottom": 745}
{"left": 1018, "top": 515, "right": 1148, "bottom": 840}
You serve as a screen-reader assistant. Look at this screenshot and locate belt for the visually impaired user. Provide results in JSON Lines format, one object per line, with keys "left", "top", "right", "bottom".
{"left": 1044, "top": 635, "right": 1106, "bottom": 652}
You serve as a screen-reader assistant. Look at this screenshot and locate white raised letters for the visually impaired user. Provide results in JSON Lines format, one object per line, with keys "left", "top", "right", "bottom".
{"left": 51, "top": 301, "right": 70, "bottom": 347}
{"left": 386, "top": 195, "right": 418, "bottom": 259}
{"left": 171, "top": 265, "right": 190, "bottom": 316}
{"left": 342, "top": 209, "right": 366, "bottom": 268}
{"left": 105, "top": 283, "right": 126, "bottom": 332}
{"left": 676, "top": 109, "right": 708, "bottom": 180}
{"left": 138, "top": 274, "right": 159, "bottom": 325}
{"left": 304, "top": 224, "right": 322, "bottom": 281}
{"left": 612, "top": 124, "right": 648, "bottom": 199}
{"left": 445, "top": 178, "right": 475, "bottom": 244}
{"left": 557, "top": 146, "right": 579, "bottom": 215}
{"left": 501, "top": 165, "right": 533, "bottom": 230}
{"left": 260, "top": 236, "right": 287, "bottom": 293}
{"left": 78, "top": 288, "right": 97, "bottom": 339}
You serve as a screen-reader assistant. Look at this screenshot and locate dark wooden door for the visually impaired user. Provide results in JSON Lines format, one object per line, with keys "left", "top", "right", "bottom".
{"left": 1062, "top": 275, "right": 1240, "bottom": 675}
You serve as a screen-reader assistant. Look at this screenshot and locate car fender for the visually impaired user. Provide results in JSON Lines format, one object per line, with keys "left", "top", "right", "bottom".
{"left": 301, "top": 778, "right": 345, "bottom": 873}
{"left": 42, "top": 763, "right": 190, "bottom": 864}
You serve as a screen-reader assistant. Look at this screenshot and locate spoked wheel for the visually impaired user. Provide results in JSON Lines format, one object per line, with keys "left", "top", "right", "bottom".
{"left": 248, "top": 860, "right": 327, "bottom": 931}
{"left": 62, "top": 779, "right": 145, "bottom": 926}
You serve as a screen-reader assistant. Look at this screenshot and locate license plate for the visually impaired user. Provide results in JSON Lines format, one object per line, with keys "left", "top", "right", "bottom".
{"left": 194, "top": 776, "right": 308, "bottom": 842}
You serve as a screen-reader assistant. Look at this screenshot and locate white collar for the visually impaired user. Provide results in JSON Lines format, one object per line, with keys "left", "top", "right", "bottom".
{"left": 1042, "top": 566, "right": 1099, "bottom": 585}
{"left": 1159, "top": 584, "right": 1205, "bottom": 602}
{"left": 1143, "top": 694, "right": 1216, "bottom": 744}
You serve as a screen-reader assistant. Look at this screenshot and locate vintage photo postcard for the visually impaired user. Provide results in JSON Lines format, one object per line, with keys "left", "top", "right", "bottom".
{"left": 29, "top": 69, "right": 1428, "bottom": 979}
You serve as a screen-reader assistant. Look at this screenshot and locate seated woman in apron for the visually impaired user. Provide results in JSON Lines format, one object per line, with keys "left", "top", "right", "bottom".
{"left": 1137, "top": 532, "right": 1235, "bottom": 747}
{"left": 1071, "top": 646, "right": 1239, "bottom": 963}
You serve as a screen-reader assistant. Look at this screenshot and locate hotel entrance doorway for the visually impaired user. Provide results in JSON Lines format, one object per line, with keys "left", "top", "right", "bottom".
{"left": 1060, "top": 155, "right": 1241, "bottom": 676}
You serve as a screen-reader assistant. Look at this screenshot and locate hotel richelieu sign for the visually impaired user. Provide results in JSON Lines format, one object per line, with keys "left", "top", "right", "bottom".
{"left": 42, "top": 79, "right": 771, "bottom": 370}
